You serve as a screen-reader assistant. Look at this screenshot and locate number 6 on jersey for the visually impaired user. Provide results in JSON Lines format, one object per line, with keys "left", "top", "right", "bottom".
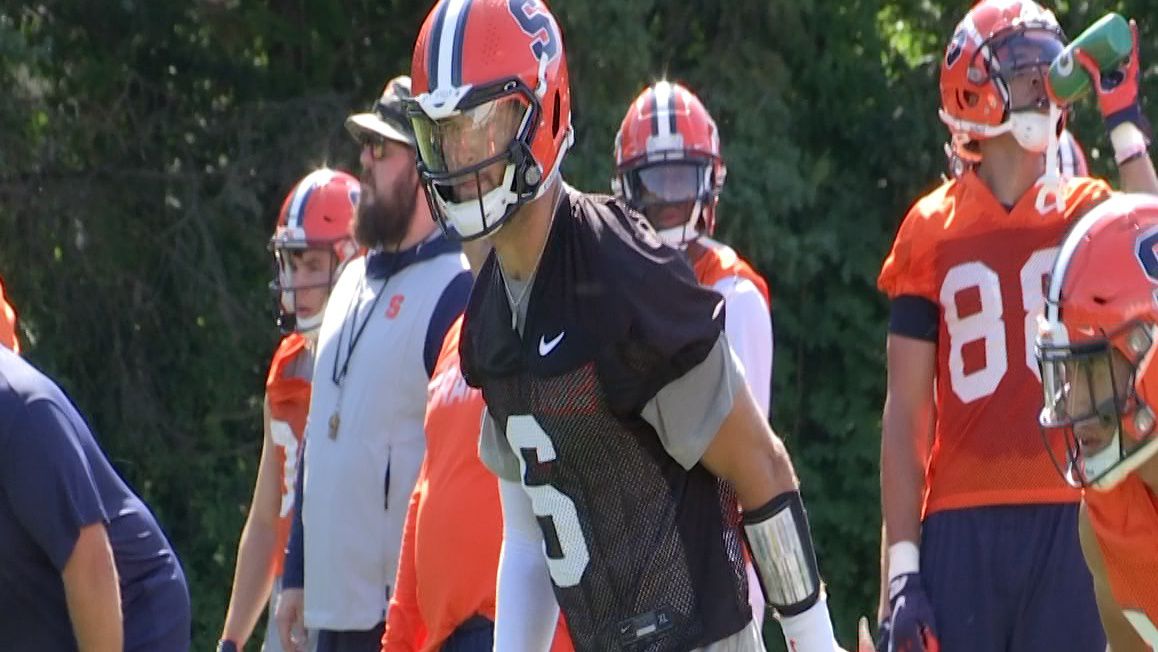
{"left": 506, "top": 414, "right": 591, "bottom": 587}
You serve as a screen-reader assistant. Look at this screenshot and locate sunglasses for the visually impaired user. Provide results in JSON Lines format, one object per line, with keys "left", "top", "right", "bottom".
{"left": 360, "top": 135, "right": 388, "bottom": 160}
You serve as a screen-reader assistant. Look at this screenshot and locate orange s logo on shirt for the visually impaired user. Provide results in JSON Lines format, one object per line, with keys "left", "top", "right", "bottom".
{"left": 386, "top": 294, "right": 405, "bottom": 319}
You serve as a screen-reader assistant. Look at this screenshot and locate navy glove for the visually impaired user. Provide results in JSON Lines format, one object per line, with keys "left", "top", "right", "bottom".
{"left": 887, "top": 573, "right": 940, "bottom": 652}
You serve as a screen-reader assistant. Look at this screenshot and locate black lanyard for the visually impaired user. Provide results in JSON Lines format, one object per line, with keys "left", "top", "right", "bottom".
{"left": 330, "top": 255, "right": 399, "bottom": 388}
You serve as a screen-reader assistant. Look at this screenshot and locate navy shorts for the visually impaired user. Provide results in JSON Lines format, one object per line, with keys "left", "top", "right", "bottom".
{"left": 920, "top": 502, "right": 1104, "bottom": 652}
{"left": 316, "top": 621, "right": 384, "bottom": 652}
{"left": 440, "top": 615, "right": 494, "bottom": 652}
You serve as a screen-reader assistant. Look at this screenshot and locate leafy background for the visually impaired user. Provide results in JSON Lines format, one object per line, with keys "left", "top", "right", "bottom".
{"left": 0, "top": 1, "right": 1149, "bottom": 648}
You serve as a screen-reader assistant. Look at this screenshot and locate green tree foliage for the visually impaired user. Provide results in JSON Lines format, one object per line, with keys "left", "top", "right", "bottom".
{"left": 0, "top": 1, "right": 1152, "bottom": 648}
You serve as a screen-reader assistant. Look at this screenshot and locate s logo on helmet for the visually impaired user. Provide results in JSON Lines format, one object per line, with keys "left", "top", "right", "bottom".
{"left": 508, "top": 0, "right": 559, "bottom": 62}
{"left": 1136, "top": 227, "right": 1158, "bottom": 282}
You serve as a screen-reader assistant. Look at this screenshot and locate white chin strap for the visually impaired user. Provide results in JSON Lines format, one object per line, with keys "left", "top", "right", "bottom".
{"left": 295, "top": 311, "right": 323, "bottom": 333}
{"left": 1082, "top": 430, "right": 1124, "bottom": 487}
{"left": 439, "top": 163, "right": 520, "bottom": 240}
{"left": 1087, "top": 426, "right": 1158, "bottom": 491}
{"left": 1033, "top": 104, "right": 1064, "bottom": 215}
{"left": 653, "top": 199, "right": 705, "bottom": 249}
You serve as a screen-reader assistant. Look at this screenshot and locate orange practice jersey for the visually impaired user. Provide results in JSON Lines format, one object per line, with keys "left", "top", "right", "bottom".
{"left": 878, "top": 172, "right": 1110, "bottom": 516}
{"left": 384, "top": 316, "right": 572, "bottom": 652}
{"left": 0, "top": 278, "right": 19, "bottom": 353}
{"left": 265, "top": 333, "right": 311, "bottom": 577}
{"left": 692, "top": 239, "right": 771, "bottom": 308}
{"left": 1085, "top": 476, "right": 1158, "bottom": 644}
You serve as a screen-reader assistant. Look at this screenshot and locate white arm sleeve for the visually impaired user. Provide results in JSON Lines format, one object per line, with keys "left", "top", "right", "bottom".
{"left": 716, "top": 276, "right": 773, "bottom": 418}
{"left": 494, "top": 478, "right": 560, "bottom": 652}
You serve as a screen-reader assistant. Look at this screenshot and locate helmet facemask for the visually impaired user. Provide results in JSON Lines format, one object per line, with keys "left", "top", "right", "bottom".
{"left": 615, "top": 152, "right": 721, "bottom": 248}
{"left": 410, "top": 81, "right": 549, "bottom": 241}
{"left": 269, "top": 240, "right": 345, "bottom": 334}
{"left": 1037, "top": 320, "right": 1158, "bottom": 490}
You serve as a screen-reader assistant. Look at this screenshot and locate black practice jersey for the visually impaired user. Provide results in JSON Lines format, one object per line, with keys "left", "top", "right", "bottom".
{"left": 461, "top": 188, "right": 750, "bottom": 652}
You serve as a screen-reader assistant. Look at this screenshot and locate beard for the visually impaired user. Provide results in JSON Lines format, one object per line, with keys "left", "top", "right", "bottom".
{"left": 353, "top": 169, "right": 419, "bottom": 250}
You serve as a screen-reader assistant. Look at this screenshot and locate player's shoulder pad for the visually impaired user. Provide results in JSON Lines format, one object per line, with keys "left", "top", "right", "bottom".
{"left": 267, "top": 333, "right": 308, "bottom": 387}
{"left": 909, "top": 176, "right": 959, "bottom": 221}
{"left": 1063, "top": 175, "right": 1114, "bottom": 220}
{"left": 890, "top": 176, "right": 963, "bottom": 250}
{"left": 565, "top": 189, "right": 686, "bottom": 288}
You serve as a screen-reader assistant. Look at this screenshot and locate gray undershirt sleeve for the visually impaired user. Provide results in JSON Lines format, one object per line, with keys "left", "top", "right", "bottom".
{"left": 641, "top": 333, "right": 742, "bottom": 470}
{"left": 479, "top": 408, "right": 523, "bottom": 482}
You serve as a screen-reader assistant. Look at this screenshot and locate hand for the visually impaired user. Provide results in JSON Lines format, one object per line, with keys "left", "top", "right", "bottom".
{"left": 886, "top": 573, "right": 940, "bottom": 652}
{"left": 834, "top": 617, "right": 882, "bottom": 652}
{"left": 1073, "top": 19, "right": 1148, "bottom": 134}
{"left": 858, "top": 616, "right": 880, "bottom": 652}
{"left": 275, "top": 588, "right": 307, "bottom": 652}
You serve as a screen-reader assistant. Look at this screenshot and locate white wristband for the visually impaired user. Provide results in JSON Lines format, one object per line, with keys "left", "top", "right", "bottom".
{"left": 887, "top": 541, "right": 920, "bottom": 581}
{"left": 1112, "top": 122, "right": 1148, "bottom": 165}
{"left": 778, "top": 591, "right": 838, "bottom": 652}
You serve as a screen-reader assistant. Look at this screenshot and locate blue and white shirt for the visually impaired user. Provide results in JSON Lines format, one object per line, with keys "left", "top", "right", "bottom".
{"left": 284, "top": 233, "right": 470, "bottom": 631}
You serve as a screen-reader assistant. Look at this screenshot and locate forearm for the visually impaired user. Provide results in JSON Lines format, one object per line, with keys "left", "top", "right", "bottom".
{"left": 63, "top": 523, "right": 123, "bottom": 652}
{"left": 698, "top": 389, "right": 835, "bottom": 647}
{"left": 881, "top": 406, "right": 926, "bottom": 548}
{"left": 1118, "top": 152, "right": 1158, "bottom": 195}
{"left": 221, "top": 517, "right": 279, "bottom": 645}
{"left": 701, "top": 383, "right": 798, "bottom": 510}
{"left": 1115, "top": 123, "right": 1158, "bottom": 193}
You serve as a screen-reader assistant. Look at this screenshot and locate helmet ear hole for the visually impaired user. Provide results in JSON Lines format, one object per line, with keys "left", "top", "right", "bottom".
{"left": 551, "top": 90, "right": 561, "bottom": 137}
{"left": 961, "top": 90, "right": 979, "bottom": 108}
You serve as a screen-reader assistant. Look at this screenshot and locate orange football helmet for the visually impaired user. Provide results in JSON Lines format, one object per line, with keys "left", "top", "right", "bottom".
{"left": 1037, "top": 193, "right": 1158, "bottom": 490}
{"left": 269, "top": 168, "right": 360, "bottom": 333}
{"left": 612, "top": 81, "right": 726, "bottom": 248}
{"left": 940, "top": 0, "right": 1067, "bottom": 163}
{"left": 407, "top": 0, "right": 573, "bottom": 241}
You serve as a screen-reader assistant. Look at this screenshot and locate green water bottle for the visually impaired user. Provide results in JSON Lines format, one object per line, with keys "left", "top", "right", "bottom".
{"left": 1047, "top": 12, "right": 1133, "bottom": 104}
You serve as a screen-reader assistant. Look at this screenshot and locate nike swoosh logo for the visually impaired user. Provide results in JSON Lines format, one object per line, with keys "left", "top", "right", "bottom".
{"left": 712, "top": 299, "right": 725, "bottom": 320}
{"left": 539, "top": 331, "right": 565, "bottom": 356}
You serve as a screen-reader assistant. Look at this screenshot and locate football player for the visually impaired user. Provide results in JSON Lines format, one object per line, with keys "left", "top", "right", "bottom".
{"left": 218, "top": 169, "right": 359, "bottom": 652}
{"left": 0, "top": 276, "right": 19, "bottom": 353}
{"left": 1036, "top": 192, "right": 1158, "bottom": 651}
{"left": 405, "top": 1, "right": 841, "bottom": 650}
{"left": 612, "top": 80, "right": 774, "bottom": 624}
{"left": 613, "top": 81, "right": 773, "bottom": 417}
{"left": 876, "top": 1, "right": 1158, "bottom": 651}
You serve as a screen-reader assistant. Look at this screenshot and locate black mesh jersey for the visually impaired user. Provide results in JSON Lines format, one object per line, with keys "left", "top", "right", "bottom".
{"left": 460, "top": 188, "right": 750, "bottom": 652}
